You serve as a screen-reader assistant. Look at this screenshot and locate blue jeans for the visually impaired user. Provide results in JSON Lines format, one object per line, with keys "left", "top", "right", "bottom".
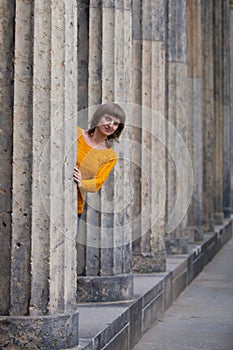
{"left": 77, "top": 213, "right": 82, "bottom": 228}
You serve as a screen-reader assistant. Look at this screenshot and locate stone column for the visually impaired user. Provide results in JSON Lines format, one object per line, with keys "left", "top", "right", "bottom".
{"left": 77, "top": 0, "right": 89, "bottom": 113}
{"left": 202, "top": 0, "right": 215, "bottom": 232}
{"left": 186, "top": 0, "right": 204, "bottom": 241}
{"left": 165, "top": 0, "right": 193, "bottom": 252}
{"left": 0, "top": 0, "right": 14, "bottom": 316}
{"left": 230, "top": 1, "right": 233, "bottom": 211}
{"left": 132, "top": 0, "right": 167, "bottom": 272}
{"left": 222, "top": 0, "right": 232, "bottom": 218}
{"left": 0, "top": 1, "right": 79, "bottom": 348}
{"left": 213, "top": 0, "right": 225, "bottom": 224}
{"left": 76, "top": 0, "right": 134, "bottom": 303}
{"left": 130, "top": 0, "right": 142, "bottom": 254}
{"left": 112, "top": 1, "right": 132, "bottom": 278}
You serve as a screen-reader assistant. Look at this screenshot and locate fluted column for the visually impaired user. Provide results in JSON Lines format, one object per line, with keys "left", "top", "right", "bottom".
{"left": 223, "top": 0, "right": 232, "bottom": 218}
{"left": 213, "top": 0, "right": 224, "bottom": 224}
{"left": 132, "top": 0, "right": 166, "bottom": 272}
{"left": 77, "top": 0, "right": 89, "bottom": 113}
{"left": 230, "top": 1, "right": 233, "bottom": 211}
{"left": 202, "top": 0, "right": 215, "bottom": 232}
{"left": 186, "top": 0, "right": 204, "bottom": 241}
{"left": 0, "top": 0, "right": 14, "bottom": 316}
{"left": 130, "top": 0, "right": 142, "bottom": 253}
{"left": 166, "top": 0, "right": 193, "bottom": 252}
{"left": 76, "top": 0, "right": 134, "bottom": 303}
{"left": 0, "top": 1, "right": 79, "bottom": 348}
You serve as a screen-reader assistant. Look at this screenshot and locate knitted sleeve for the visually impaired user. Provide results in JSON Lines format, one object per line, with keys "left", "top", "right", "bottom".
{"left": 80, "top": 157, "right": 117, "bottom": 192}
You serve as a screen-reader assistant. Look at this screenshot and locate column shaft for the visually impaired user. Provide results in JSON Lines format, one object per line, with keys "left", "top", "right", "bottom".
{"left": 1, "top": 0, "right": 79, "bottom": 348}
{"left": 186, "top": 0, "right": 203, "bottom": 240}
{"left": 77, "top": 0, "right": 89, "bottom": 112}
{"left": 11, "top": 0, "right": 34, "bottom": 316}
{"left": 202, "top": 0, "right": 215, "bottom": 232}
{"left": 131, "top": 0, "right": 142, "bottom": 252}
{"left": 231, "top": 3, "right": 233, "bottom": 211}
{"left": 213, "top": 0, "right": 224, "bottom": 224}
{"left": 89, "top": 1, "right": 102, "bottom": 106}
{"left": 0, "top": 0, "right": 14, "bottom": 315}
{"left": 223, "top": 0, "right": 232, "bottom": 218}
{"left": 132, "top": 0, "right": 166, "bottom": 272}
{"left": 166, "top": 0, "right": 191, "bottom": 252}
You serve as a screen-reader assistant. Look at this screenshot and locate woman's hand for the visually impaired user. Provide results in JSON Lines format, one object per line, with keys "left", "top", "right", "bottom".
{"left": 73, "top": 166, "right": 82, "bottom": 187}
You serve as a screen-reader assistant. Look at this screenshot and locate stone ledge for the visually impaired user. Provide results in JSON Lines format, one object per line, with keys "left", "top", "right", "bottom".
{"left": 69, "top": 217, "right": 232, "bottom": 350}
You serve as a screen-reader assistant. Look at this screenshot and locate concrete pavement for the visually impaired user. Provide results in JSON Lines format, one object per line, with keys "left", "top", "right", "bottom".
{"left": 132, "top": 237, "right": 233, "bottom": 350}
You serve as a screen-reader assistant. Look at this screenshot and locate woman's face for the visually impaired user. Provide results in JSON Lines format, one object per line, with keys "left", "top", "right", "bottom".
{"left": 97, "top": 114, "right": 120, "bottom": 136}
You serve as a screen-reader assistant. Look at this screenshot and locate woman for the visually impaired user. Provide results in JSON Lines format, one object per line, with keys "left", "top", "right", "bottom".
{"left": 73, "top": 102, "right": 126, "bottom": 217}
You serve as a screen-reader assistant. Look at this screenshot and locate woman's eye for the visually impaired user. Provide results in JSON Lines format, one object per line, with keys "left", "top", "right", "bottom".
{"left": 113, "top": 122, "right": 119, "bottom": 126}
{"left": 105, "top": 116, "right": 111, "bottom": 121}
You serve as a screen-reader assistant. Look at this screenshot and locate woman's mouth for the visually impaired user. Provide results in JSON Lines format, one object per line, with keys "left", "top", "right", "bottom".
{"left": 104, "top": 126, "right": 112, "bottom": 133}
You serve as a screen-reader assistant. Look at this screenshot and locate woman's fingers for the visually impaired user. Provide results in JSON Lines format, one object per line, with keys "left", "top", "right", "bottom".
{"left": 73, "top": 166, "right": 82, "bottom": 187}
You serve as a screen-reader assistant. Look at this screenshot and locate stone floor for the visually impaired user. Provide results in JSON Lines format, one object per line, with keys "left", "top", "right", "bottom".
{"left": 132, "top": 236, "right": 233, "bottom": 350}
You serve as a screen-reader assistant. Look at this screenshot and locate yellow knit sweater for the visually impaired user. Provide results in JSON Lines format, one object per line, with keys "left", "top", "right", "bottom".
{"left": 76, "top": 127, "right": 118, "bottom": 214}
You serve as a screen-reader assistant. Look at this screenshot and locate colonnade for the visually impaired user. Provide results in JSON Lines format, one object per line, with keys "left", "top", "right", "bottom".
{"left": 0, "top": 0, "right": 232, "bottom": 348}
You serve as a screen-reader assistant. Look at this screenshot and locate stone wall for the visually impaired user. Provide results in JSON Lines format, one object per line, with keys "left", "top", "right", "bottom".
{"left": 0, "top": 0, "right": 232, "bottom": 349}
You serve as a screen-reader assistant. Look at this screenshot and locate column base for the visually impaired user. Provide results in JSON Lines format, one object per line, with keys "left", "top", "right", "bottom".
{"left": 186, "top": 226, "right": 204, "bottom": 242}
{"left": 77, "top": 274, "right": 134, "bottom": 303}
{"left": 224, "top": 207, "right": 232, "bottom": 218}
{"left": 132, "top": 251, "right": 166, "bottom": 273}
{"left": 214, "top": 212, "right": 224, "bottom": 225}
{"left": 203, "top": 218, "right": 215, "bottom": 233}
{"left": 0, "top": 310, "right": 79, "bottom": 349}
{"left": 165, "top": 236, "right": 189, "bottom": 255}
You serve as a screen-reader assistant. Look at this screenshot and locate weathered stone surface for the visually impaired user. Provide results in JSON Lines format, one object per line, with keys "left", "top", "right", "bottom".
{"left": 142, "top": 289, "right": 163, "bottom": 333}
{"left": 0, "top": 1, "right": 14, "bottom": 315}
{"left": 78, "top": 1, "right": 89, "bottom": 111}
{"left": 131, "top": 0, "right": 167, "bottom": 272}
{"left": 77, "top": 274, "right": 134, "bottom": 302}
{"left": 213, "top": 0, "right": 224, "bottom": 223}
{"left": 30, "top": 0, "right": 52, "bottom": 317}
{"left": 129, "top": 297, "right": 143, "bottom": 348}
{"left": 188, "top": 0, "right": 203, "bottom": 240}
{"left": 1, "top": 0, "right": 79, "bottom": 347}
{"left": 11, "top": 0, "right": 34, "bottom": 316}
{"left": 166, "top": 0, "right": 192, "bottom": 249}
{"left": 166, "top": 0, "right": 206, "bottom": 248}
{"left": 163, "top": 273, "right": 173, "bottom": 311}
{"left": 202, "top": 0, "right": 215, "bottom": 232}
{"left": 231, "top": 5, "right": 233, "bottom": 212}
{"left": 104, "top": 325, "right": 129, "bottom": 350}
{"left": 88, "top": 4, "right": 102, "bottom": 106}
{"left": 133, "top": 252, "right": 166, "bottom": 273}
{"left": 167, "top": 0, "right": 186, "bottom": 61}
{"left": 165, "top": 236, "right": 189, "bottom": 255}
{"left": 0, "top": 311, "right": 79, "bottom": 350}
{"left": 141, "top": 0, "right": 165, "bottom": 41}
{"left": 223, "top": 0, "right": 232, "bottom": 218}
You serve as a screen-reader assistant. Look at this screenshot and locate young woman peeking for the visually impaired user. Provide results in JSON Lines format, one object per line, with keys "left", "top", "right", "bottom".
{"left": 73, "top": 102, "right": 126, "bottom": 217}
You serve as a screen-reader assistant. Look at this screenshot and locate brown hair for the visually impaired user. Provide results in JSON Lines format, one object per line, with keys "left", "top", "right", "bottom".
{"left": 88, "top": 102, "right": 126, "bottom": 147}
